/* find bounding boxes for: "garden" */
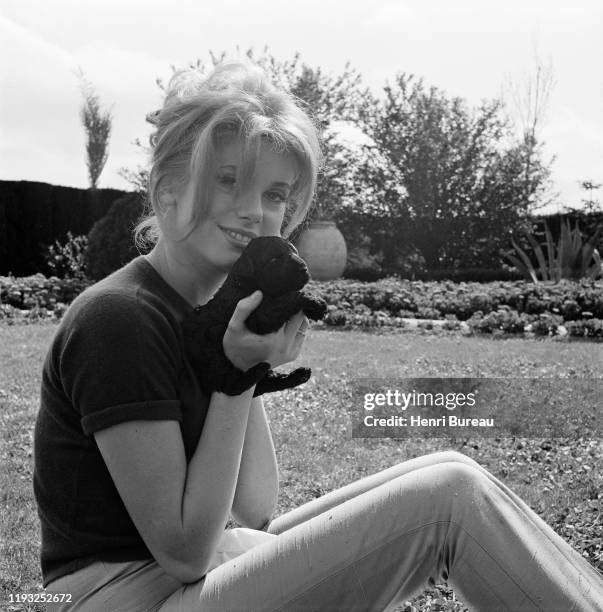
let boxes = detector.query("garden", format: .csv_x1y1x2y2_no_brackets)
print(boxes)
1,50,602,611
1,318,602,611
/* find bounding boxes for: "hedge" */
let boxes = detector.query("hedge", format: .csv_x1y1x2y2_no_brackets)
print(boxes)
0,180,128,276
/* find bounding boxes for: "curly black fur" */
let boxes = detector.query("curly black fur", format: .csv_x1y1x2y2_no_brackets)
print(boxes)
181,236,327,397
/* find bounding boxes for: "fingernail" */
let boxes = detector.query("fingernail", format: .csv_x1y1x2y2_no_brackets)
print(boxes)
253,290,262,299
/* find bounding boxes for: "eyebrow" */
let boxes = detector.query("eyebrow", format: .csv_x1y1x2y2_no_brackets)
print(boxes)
216,166,293,189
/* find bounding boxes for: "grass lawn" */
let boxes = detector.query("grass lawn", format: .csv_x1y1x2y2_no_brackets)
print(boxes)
1,323,601,611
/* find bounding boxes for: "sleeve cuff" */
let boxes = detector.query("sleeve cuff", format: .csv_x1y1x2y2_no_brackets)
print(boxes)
81,400,182,436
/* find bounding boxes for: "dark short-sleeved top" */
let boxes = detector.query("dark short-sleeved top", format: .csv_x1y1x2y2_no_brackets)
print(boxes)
33,255,210,587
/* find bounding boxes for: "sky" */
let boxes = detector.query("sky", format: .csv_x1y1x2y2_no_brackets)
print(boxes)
1,0,602,214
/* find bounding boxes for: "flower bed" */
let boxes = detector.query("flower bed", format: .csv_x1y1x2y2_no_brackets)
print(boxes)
1,274,602,338
308,278,603,339
0,274,91,323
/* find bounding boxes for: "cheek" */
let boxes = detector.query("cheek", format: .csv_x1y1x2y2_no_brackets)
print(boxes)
263,210,285,235
206,186,233,215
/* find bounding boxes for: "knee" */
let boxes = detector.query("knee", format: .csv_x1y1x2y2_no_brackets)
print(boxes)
429,450,482,470
437,461,488,496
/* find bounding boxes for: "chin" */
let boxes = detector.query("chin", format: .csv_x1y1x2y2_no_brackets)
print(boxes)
213,252,239,274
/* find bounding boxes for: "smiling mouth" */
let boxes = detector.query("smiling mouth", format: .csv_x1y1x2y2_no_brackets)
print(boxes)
220,227,255,247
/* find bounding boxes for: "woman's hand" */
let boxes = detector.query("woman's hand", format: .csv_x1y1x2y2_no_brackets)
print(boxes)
223,290,309,371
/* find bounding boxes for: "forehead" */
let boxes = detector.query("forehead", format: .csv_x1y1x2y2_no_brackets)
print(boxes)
215,138,298,185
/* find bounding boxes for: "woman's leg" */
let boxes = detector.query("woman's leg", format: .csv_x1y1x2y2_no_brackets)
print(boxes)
44,559,182,612
267,448,597,581
266,450,488,534
158,458,603,611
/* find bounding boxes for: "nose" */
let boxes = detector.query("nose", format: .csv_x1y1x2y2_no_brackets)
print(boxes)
235,191,262,223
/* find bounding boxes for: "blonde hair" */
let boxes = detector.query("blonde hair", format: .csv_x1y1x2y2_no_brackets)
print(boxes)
135,60,322,250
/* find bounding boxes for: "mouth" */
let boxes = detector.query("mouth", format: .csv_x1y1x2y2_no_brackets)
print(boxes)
219,226,257,248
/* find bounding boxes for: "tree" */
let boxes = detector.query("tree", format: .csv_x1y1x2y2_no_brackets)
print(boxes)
365,73,553,270
577,180,602,213
119,47,378,232
503,54,557,212
77,68,113,189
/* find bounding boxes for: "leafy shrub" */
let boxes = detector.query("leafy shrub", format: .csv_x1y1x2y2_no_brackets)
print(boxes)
85,192,145,280
531,313,564,336
386,250,427,279
502,218,603,282
415,306,442,320
565,319,603,338
575,287,603,318
0,274,91,322
469,292,493,313
413,267,523,283
442,315,462,331
311,277,603,324
430,294,466,319
560,299,582,320
3,267,602,339
0,303,65,325
324,307,348,327
1,275,90,308
467,309,531,334
343,244,385,282
43,231,89,280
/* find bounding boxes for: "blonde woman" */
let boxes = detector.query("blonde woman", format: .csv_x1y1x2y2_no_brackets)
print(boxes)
34,60,603,611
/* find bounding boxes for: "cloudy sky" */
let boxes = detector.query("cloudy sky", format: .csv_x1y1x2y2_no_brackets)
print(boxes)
1,0,601,213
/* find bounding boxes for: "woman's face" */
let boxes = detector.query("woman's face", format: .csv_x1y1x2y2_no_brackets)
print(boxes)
168,138,298,274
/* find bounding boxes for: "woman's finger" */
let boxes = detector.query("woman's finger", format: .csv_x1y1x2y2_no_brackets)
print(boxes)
290,322,307,358
283,311,306,340
298,315,309,334
228,291,263,330
287,316,309,356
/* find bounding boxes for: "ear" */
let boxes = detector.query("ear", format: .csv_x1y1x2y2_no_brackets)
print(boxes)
158,191,177,214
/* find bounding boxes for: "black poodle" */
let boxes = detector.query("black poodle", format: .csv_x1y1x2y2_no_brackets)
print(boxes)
181,236,327,397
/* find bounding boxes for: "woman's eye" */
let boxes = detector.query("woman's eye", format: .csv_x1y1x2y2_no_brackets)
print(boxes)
265,191,287,204
217,174,236,188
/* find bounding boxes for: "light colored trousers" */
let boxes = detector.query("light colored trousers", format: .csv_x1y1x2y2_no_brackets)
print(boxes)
45,451,603,611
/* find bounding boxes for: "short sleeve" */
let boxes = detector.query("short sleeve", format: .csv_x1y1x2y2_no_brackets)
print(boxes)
58,292,184,436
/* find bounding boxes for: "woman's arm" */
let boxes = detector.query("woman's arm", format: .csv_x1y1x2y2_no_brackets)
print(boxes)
95,388,255,584
231,396,279,529
94,297,306,584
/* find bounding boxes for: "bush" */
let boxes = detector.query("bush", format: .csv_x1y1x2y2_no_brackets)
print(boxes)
0,274,91,322
43,231,89,280
467,309,532,334
343,244,385,282
575,286,603,318
412,267,523,283
566,318,603,338
3,267,602,339
84,192,146,280
502,217,603,282
531,313,565,336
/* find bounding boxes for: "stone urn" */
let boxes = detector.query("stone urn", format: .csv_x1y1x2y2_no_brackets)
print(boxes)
295,219,347,281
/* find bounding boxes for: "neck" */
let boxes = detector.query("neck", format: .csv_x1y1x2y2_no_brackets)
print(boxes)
145,239,226,307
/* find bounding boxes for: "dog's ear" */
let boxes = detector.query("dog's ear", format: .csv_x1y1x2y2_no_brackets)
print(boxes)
232,248,255,279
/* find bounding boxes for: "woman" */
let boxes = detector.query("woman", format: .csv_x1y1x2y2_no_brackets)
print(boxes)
35,60,602,611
